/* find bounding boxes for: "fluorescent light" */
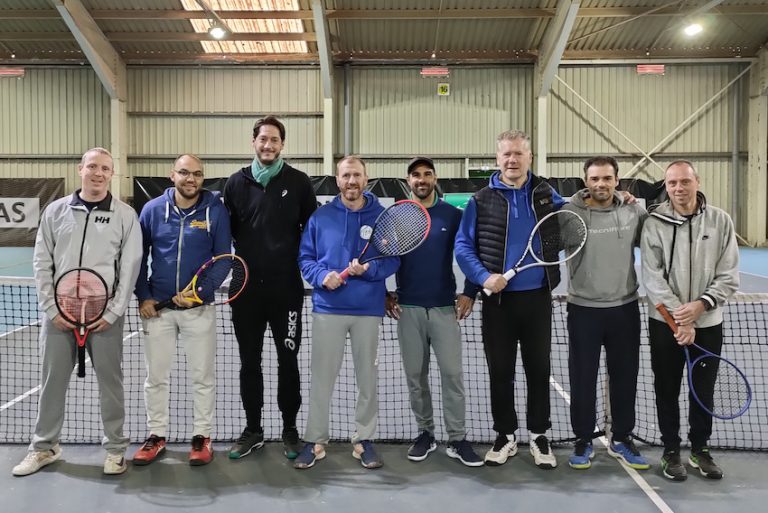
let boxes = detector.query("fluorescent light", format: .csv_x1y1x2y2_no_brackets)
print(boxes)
684,23,703,36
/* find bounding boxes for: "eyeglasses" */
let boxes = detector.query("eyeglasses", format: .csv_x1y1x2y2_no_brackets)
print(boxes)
175,169,204,179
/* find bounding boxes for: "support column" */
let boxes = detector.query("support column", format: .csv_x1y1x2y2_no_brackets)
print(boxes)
535,94,548,177
745,49,768,246
110,98,128,200
323,97,334,176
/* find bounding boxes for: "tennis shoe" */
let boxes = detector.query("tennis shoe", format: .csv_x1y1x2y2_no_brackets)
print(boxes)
407,431,437,462
12,445,62,476
530,435,557,469
446,439,483,467
353,440,383,469
282,426,301,460
568,439,594,469
190,435,213,466
661,450,687,481
608,438,649,470
294,443,326,469
689,447,723,479
132,435,166,466
228,429,264,459
103,451,127,475
484,433,518,466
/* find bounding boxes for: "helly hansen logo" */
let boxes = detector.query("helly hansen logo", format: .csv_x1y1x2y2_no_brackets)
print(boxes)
93,216,110,224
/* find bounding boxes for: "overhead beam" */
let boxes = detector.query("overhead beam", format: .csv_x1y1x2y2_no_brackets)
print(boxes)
2,6,767,21
536,1,579,98
51,0,126,100
2,32,318,42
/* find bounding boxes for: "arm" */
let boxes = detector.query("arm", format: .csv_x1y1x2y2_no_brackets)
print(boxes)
454,198,492,287
298,216,333,289
103,209,143,325
640,219,683,313
701,213,740,308
134,207,153,303
299,174,318,231
32,206,60,322
356,256,400,282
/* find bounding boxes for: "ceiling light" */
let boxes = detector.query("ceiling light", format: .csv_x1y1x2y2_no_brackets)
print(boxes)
209,24,227,40
684,23,703,36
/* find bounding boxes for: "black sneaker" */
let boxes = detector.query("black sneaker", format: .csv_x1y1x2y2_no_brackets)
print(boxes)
689,447,723,479
228,429,264,459
282,426,301,460
407,431,437,462
661,449,687,481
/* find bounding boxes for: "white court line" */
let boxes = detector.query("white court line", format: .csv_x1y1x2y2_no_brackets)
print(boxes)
0,320,41,340
550,376,674,513
739,270,768,279
0,330,140,412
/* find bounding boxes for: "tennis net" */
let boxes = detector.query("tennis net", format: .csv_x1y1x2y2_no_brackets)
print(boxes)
1,276,766,449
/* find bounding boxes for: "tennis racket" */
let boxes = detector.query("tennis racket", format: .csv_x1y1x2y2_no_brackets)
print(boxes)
482,209,588,296
54,268,109,378
155,254,249,311
655,304,752,420
338,199,431,281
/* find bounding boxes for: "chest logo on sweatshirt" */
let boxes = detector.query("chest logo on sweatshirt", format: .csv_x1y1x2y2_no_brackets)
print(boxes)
190,220,208,230
360,225,373,240
281,189,288,197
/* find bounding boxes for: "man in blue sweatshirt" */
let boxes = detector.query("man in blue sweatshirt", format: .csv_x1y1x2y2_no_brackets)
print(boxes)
295,156,399,470
132,154,232,467
385,157,482,467
455,130,564,469
562,156,649,471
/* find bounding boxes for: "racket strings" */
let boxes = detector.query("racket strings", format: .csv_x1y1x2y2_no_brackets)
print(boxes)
195,258,234,302
371,203,429,256
54,271,108,324
691,356,751,418
535,211,588,264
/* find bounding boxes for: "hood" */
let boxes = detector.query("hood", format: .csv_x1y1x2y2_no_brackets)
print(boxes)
569,188,624,211
162,187,221,210
329,190,381,214
649,191,707,225
489,170,533,193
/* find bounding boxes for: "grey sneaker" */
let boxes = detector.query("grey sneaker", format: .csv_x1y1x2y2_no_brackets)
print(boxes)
12,445,62,476
661,450,687,481
689,447,723,479
530,435,557,469
484,433,518,466
228,429,264,459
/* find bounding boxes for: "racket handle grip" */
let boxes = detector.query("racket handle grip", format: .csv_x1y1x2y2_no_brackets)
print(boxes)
338,268,351,281
655,304,679,333
482,269,518,296
77,345,86,378
155,298,173,312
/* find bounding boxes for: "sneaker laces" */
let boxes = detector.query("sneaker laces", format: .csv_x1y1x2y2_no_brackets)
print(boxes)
694,448,715,465
192,435,205,451
414,431,433,447
574,439,589,456
533,436,551,455
143,435,164,450
622,438,641,456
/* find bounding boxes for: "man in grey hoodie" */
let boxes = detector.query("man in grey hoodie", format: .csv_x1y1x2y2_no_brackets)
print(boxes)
562,156,648,471
641,160,739,482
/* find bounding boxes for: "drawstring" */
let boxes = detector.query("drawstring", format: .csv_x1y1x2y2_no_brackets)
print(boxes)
205,206,210,235
664,225,678,281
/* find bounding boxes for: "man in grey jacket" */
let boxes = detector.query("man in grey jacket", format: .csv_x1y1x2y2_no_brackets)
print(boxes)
12,148,143,477
563,156,649,471
641,160,739,482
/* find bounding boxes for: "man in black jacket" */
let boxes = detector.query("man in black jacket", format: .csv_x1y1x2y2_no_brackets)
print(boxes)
224,116,317,460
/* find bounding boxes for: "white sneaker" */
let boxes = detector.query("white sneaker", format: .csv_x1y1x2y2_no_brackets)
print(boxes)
530,435,557,469
103,451,127,475
484,434,518,466
12,445,62,476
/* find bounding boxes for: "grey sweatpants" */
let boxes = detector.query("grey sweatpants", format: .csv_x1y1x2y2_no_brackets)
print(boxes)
397,306,466,441
304,313,380,445
30,316,129,454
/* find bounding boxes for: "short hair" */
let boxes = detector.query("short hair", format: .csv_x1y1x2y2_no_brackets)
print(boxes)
174,154,204,170
253,115,286,141
80,147,113,166
583,156,619,177
666,159,698,177
336,155,367,174
496,130,532,151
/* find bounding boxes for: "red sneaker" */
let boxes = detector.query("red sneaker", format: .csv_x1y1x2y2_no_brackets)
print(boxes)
190,435,213,466
132,435,166,466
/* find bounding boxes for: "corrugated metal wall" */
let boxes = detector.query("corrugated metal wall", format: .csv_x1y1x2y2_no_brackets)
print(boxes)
0,68,110,192
1,63,751,213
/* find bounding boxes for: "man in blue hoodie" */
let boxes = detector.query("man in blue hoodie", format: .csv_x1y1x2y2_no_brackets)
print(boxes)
385,157,482,467
133,154,232,466
562,156,649,471
295,156,399,470
455,130,564,469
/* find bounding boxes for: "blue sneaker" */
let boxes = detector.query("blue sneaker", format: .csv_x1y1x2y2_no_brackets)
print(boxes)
446,439,484,467
293,443,325,470
353,440,383,469
608,438,650,470
407,431,437,462
568,439,594,469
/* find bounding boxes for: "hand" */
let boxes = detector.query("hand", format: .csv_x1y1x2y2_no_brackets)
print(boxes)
673,301,705,326
88,318,112,333
172,290,198,309
619,190,637,204
322,271,345,290
139,299,160,319
347,258,370,277
674,323,696,346
52,313,76,331
483,274,507,294
385,293,401,319
455,294,474,320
